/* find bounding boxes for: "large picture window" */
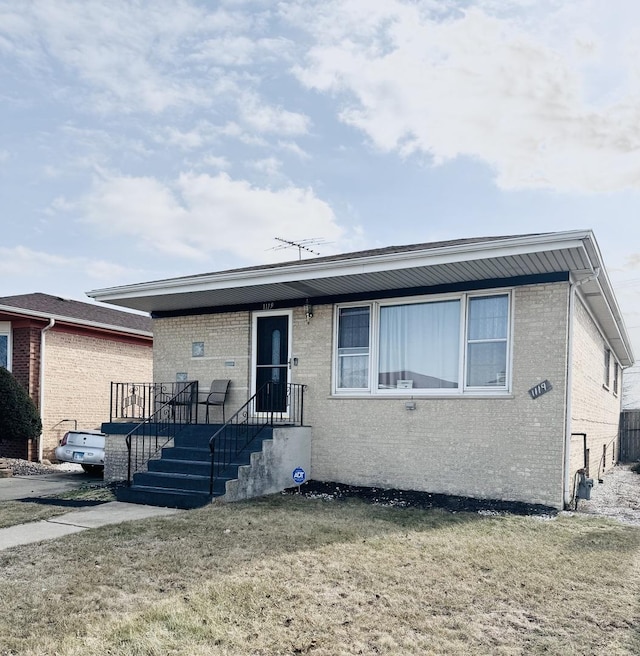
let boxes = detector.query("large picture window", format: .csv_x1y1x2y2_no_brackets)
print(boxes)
378,300,460,389
334,292,511,395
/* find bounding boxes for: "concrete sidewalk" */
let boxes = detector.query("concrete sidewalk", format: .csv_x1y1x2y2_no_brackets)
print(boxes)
0,501,184,551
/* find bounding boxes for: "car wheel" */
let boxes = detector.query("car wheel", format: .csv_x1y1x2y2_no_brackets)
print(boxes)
81,464,104,476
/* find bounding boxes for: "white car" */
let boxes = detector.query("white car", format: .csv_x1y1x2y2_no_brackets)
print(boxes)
54,429,106,474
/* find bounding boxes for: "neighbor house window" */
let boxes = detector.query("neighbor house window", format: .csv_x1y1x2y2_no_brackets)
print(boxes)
337,306,370,389
0,322,10,370
604,349,611,388
334,292,511,395
0,335,8,369
192,341,205,357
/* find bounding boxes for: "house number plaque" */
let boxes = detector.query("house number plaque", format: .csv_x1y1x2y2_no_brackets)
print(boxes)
529,380,552,399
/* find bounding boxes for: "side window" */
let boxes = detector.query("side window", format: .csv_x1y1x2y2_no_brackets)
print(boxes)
604,349,611,388
465,294,509,388
613,361,619,395
0,334,7,369
337,306,370,389
0,323,10,371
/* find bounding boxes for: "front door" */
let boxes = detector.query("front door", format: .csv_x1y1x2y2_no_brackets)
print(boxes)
253,312,291,414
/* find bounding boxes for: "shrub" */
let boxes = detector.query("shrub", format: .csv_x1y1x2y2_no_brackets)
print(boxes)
631,462,640,475
0,368,42,441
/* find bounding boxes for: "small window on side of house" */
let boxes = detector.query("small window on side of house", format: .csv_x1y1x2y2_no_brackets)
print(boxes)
604,348,611,389
613,361,619,395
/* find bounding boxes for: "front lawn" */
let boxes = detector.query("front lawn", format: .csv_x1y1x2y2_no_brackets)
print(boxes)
0,495,638,655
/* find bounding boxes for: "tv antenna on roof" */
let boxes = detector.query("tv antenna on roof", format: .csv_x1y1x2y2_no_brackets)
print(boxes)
271,237,327,260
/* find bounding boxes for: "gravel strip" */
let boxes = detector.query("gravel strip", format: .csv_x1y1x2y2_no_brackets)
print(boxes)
571,463,640,526
0,458,83,476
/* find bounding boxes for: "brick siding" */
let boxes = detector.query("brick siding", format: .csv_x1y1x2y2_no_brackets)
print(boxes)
153,282,572,508
569,295,622,485
42,330,152,459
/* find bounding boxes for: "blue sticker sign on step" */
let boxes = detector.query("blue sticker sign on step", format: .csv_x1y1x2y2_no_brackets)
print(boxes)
292,467,306,485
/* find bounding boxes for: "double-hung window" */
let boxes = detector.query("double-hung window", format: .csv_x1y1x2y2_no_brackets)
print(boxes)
334,292,511,395
466,295,510,387
336,306,370,390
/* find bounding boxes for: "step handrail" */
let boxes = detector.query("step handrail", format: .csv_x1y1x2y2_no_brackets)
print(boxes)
208,382,306,495
124,381,198,483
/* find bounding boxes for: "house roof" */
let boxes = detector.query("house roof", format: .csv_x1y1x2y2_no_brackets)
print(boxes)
87,230,633,366
0,293,152,337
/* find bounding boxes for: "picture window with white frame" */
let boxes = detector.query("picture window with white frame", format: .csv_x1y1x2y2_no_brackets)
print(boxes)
334,292,511,395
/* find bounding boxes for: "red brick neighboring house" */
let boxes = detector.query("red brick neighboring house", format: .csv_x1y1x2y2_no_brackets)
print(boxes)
0,293,152,461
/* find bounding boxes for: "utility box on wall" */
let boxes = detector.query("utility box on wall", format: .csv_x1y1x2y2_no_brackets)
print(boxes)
577,472,594,500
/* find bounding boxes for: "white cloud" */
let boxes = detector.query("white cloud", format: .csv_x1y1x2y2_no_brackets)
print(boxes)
277,140,311,160
288,0,640,192
0,1,283,116
79,171,344,263
239,92,311,136
247,157,283,177
199,155,232,170
0,245,133,282
160,122,218,150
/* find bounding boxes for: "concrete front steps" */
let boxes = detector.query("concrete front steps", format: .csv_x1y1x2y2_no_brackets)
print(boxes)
116,424,273,509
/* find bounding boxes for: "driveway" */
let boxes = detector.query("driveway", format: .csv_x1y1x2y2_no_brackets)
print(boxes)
0,471,91,502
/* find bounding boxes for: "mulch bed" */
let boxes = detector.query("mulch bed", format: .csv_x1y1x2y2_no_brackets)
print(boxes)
284,480,557,516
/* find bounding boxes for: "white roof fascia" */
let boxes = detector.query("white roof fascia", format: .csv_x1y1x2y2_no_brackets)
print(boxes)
88,230,591,303
578,233,635,365
0,304,152,338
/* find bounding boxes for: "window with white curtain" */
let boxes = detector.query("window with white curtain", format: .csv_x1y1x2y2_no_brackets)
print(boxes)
378,300,460,389
334,292,511,394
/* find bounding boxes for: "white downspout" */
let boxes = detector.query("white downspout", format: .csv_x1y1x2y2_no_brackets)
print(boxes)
562,268,599,508
38,318,55,462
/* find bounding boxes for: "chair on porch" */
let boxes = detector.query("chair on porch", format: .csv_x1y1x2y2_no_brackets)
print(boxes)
198,379,230,423
171,381,198,423
154,382,197,422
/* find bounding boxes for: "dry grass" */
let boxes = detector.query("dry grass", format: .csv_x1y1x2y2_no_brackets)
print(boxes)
0,500,69,529
0,495,639,655
0,485,117,529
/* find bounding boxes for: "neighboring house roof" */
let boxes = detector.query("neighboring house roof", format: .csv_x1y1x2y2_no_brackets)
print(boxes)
0,293,152,337
87,230,633,365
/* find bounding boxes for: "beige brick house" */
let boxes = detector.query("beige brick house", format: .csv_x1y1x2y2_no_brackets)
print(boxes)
0,293,152,461
89,230,634,510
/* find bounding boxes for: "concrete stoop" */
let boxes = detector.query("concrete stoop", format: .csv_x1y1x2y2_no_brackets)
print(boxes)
115,425,311,509
222,426,311,502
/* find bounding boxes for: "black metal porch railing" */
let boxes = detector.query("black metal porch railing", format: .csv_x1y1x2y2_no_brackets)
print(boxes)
110,381,198,422
209,382,306,495
124,381,198,483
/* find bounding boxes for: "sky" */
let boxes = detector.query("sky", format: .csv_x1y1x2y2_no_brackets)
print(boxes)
1,0,640,401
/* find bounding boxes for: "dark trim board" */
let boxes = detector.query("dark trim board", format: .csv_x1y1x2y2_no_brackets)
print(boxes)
151,272,570,319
